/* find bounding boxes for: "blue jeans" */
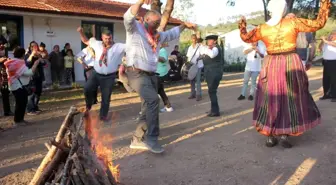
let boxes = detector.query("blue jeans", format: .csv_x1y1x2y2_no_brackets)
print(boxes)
241,70,259,96
190,68,202,96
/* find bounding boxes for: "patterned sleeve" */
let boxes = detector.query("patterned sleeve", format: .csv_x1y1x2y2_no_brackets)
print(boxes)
294,0,331,33
238,19,262,43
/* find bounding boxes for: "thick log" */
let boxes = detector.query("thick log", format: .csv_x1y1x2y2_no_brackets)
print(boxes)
45,143,51,151
35,146,68,185
72,169,84,185
53,163,65,184
30,106,79,185
60,117,84,185
77,135,114,185
80,159,101,185
151,0,163,13
71,153,90,185
157,0,175,32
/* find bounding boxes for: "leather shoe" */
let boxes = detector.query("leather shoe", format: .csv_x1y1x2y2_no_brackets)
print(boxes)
207,112,220,117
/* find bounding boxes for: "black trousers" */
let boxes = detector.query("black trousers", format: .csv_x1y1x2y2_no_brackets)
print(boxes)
12,88,28,122
158,74,171,108
27,78,43,112
204,65,223,114
84,67,98,104
84,70,115,119
323,60,336,98
1,84,11,115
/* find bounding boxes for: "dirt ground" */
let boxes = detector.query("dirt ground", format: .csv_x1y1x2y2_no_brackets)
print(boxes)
1,67,335,185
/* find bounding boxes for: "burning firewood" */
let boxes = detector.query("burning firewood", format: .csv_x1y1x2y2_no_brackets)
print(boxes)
29,107,121,185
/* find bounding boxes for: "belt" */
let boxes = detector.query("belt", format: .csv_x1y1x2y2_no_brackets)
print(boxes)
94,70,116,77
268,50,296,56
126,66,159,76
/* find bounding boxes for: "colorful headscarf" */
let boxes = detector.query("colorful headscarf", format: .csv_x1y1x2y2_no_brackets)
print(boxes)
4,58,27,85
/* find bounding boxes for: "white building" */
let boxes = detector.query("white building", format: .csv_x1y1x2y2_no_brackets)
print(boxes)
0,0,182,83
219,25,266,64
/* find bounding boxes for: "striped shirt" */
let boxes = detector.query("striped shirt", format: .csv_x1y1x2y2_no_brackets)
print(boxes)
123,8,181,72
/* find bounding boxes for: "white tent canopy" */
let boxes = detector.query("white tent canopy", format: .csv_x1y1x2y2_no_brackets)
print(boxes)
219,25,266,64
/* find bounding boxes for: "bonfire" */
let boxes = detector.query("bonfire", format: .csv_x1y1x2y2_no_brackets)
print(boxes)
28,107,122,185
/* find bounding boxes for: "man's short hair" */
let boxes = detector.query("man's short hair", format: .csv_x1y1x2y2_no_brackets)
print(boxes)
102,30,112,36
13,47,25,58
144,10,161,20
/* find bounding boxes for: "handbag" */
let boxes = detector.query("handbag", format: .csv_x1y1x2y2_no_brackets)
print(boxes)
18,77,35,95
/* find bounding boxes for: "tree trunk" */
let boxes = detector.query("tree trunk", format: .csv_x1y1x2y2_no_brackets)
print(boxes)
262,0,269,21
151,0,163,14
151,0,175,32
158,0,175,32
286,0,295,12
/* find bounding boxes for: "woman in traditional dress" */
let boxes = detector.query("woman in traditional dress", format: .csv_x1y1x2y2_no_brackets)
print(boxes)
238,0,331,148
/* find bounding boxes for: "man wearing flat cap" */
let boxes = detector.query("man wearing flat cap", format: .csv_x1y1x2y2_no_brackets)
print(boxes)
197,34,223,117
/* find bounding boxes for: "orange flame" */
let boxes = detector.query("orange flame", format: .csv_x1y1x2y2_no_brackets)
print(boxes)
84,112,120,182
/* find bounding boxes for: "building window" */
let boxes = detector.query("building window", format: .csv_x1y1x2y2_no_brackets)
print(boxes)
81,21,114,49
0,14,23,51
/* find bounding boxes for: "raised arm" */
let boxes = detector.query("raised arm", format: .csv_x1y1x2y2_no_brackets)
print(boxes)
77,27,89,46
160,22,196,43
124,0,152,32
294,0,331,33
238,16,262,43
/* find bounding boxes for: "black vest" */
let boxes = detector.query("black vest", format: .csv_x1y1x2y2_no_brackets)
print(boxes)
203,45,222,67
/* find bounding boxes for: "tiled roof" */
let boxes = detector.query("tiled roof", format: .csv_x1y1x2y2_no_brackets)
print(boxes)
0,0,182,25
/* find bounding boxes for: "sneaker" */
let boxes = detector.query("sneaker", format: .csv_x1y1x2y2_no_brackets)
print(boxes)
146,142,164,154
35,109,43,113
196,95,202,101
130,139,150,150
12,120,28,127
248,95,254,101
207,112,220,117
237,95,245,100
27,112,39,116
160,106,174,113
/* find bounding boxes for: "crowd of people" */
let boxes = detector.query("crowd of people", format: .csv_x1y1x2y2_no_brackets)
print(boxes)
0,37,78,127
0,0,335,155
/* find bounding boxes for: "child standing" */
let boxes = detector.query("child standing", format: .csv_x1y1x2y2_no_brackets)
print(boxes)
64,49,74,85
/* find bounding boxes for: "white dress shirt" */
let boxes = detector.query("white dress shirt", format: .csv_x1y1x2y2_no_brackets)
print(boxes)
89,38,126,75
199,45,219,58
76,48,94,67
186,44,204,68
123,8,181,72
243,45,264,72
8,67,33,91
322,41,336,60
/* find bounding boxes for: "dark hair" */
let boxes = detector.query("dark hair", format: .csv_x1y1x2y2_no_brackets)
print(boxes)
53,45,60,49
66,49,74,56
40,42,46,48
65,43,70,47
29,41,38,52
13,47,26,58
102,30,112,36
